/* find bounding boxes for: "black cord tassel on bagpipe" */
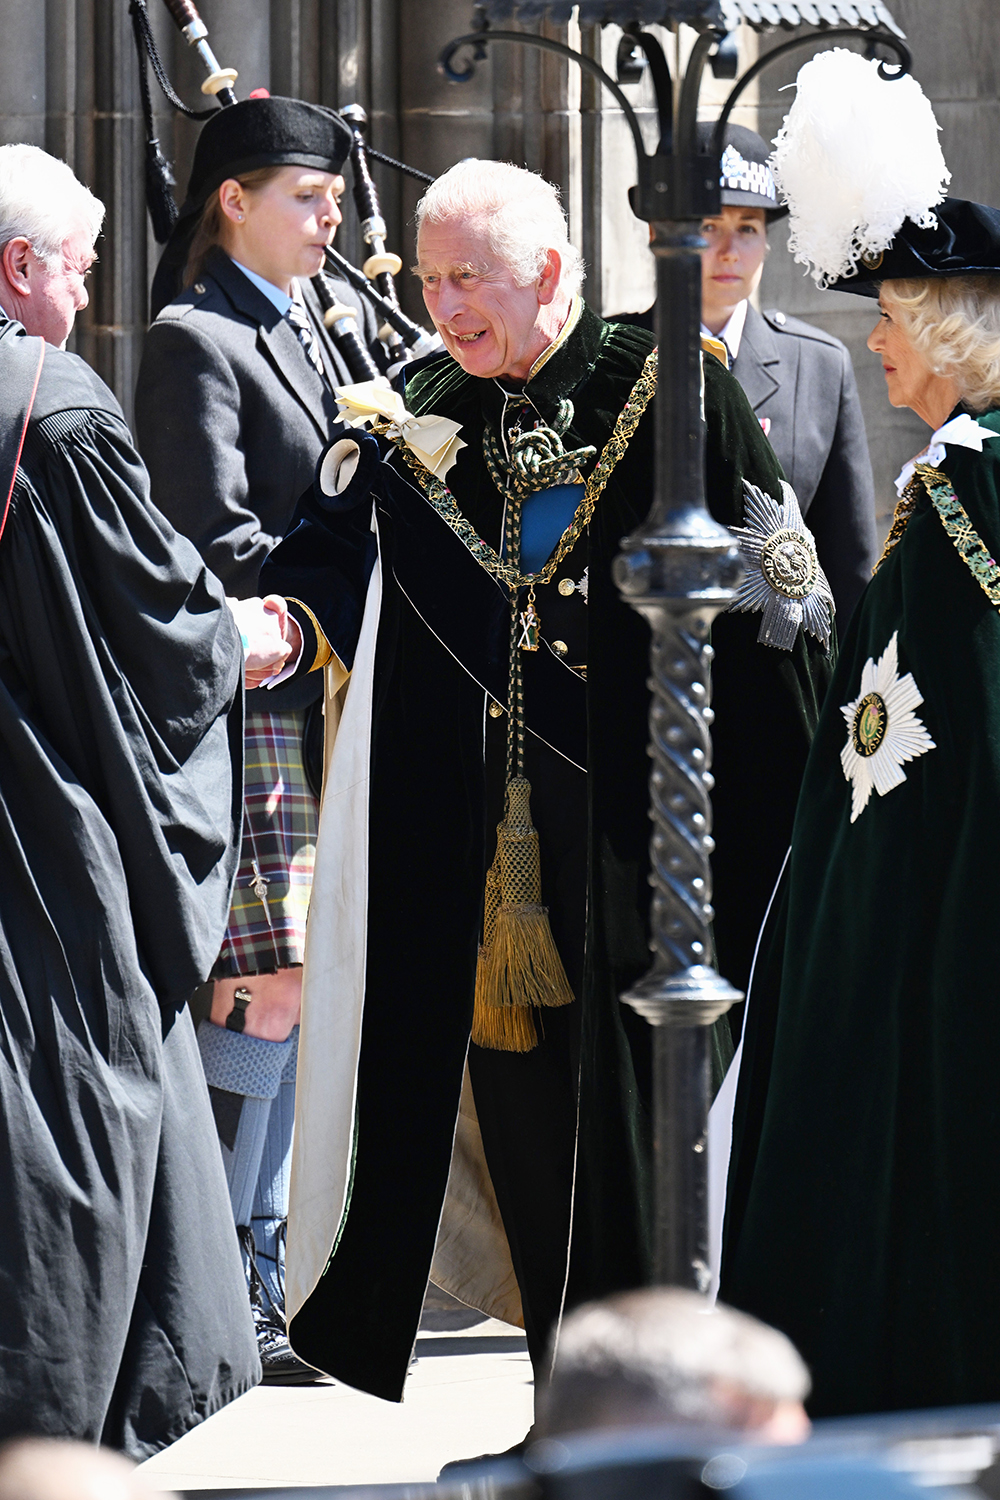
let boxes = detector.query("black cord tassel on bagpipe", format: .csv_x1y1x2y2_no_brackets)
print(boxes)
130,0,184,243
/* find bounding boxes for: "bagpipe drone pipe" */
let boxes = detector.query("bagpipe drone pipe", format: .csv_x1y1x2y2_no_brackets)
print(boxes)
129,0,441,380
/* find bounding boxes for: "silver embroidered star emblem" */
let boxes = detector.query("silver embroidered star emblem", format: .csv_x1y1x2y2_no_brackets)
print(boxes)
729,480,835,651
839,631,936,824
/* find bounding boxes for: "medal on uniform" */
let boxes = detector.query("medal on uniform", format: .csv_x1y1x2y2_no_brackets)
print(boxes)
518,590,541,651
729,480,834,651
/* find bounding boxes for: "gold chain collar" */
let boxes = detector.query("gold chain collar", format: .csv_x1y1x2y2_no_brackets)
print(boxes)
376,349,658,593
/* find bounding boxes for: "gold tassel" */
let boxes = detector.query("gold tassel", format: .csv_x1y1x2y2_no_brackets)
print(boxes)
473,854,538,1051
472,777,574,1053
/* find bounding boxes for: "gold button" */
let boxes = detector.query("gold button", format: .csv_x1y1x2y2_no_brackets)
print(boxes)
552,640,568,656
558,578,575,597
194,283,206,294
488,701,504,718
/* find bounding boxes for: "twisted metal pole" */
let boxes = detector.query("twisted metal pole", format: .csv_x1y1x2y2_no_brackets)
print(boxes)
613,220,743,1291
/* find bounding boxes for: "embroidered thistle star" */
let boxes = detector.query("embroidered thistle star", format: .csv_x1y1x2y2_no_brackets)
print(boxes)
729,480,834,651
839,631,936,824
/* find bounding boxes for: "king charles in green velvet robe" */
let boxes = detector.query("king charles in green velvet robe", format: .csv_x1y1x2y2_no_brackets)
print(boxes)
261,162,834,1405
723,197,1000,1417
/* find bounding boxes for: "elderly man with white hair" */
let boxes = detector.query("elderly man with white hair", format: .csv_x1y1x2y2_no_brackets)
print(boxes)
0,142,287,1453
0,145,103,347
258,158,834,1415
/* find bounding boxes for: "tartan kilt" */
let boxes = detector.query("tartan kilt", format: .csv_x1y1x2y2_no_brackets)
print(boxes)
212,708,319,977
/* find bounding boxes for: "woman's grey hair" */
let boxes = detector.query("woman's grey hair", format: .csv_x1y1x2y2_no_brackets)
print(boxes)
883,275,1000,412
0,144,104,266
538,1288,811,1438
415,159,584,298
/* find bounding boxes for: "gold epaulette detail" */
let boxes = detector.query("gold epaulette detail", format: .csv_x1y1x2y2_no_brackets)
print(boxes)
701,335,729,370
286,597,334,672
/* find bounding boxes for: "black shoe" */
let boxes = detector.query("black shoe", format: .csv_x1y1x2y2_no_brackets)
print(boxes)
256,1313,322,1386
237,1222,322,1385
438,1432,532,1478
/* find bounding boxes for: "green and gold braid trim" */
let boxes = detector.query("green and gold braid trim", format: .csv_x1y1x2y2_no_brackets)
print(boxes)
374,349,658,598
875,462,1000,612
919,462,1000,609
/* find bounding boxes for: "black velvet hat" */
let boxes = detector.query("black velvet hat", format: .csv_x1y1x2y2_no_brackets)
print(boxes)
697,121,787,222
151,96,351,319
181,96,352,215
828,197,1000,297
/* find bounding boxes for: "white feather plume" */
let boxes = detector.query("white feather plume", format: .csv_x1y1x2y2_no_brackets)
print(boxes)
771,48,950,287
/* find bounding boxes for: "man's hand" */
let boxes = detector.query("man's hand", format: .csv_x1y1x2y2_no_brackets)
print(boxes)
227,595,303,690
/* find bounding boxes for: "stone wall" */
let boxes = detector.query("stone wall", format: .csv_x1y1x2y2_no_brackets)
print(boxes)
0,0,994,479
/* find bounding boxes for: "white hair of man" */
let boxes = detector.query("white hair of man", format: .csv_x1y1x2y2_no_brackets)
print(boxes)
0,144,104,265
539,1288,811,1438
415,159,584,298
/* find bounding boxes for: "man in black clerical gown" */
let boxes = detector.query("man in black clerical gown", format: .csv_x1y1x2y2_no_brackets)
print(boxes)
0,142,262,1455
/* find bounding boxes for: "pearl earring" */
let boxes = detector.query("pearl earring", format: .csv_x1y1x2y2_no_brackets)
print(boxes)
236,213,244,222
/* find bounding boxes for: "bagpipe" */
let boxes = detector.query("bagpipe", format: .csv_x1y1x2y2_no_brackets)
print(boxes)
129,0,441,379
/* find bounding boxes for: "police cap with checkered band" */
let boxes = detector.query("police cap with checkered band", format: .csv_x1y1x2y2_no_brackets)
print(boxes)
698,122,787,223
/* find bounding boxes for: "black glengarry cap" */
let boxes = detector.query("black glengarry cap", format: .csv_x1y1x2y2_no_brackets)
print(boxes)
182,96,352,215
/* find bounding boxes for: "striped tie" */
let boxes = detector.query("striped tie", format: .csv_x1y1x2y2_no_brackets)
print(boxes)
286,300,326,380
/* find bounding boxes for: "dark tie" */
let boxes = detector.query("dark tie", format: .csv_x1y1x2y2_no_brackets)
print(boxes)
286,300,326,380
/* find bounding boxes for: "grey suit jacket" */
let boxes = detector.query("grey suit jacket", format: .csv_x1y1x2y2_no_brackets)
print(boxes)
731,302,877,624
135,247,379,709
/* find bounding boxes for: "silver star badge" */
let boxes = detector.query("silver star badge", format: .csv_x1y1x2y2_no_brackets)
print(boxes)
729,480,834,651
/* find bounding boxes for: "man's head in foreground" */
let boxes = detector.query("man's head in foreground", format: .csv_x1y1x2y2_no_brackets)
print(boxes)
0,1438,168,1500
414,158,583,382
0,144,104,348
539,1288,811,1444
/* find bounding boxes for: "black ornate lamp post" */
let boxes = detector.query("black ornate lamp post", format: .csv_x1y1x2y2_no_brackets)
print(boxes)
442,0,908,1291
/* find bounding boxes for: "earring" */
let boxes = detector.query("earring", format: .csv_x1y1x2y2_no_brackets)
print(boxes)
236,213,244,222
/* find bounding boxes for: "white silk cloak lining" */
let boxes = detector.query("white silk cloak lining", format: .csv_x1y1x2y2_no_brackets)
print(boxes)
286,524,523,1331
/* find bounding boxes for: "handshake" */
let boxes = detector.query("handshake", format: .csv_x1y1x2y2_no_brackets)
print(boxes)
226,595,304,691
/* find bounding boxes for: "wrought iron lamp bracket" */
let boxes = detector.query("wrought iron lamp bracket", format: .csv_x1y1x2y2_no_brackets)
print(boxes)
440,22,910,223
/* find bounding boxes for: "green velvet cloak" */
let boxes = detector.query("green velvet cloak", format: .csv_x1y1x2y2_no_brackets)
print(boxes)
722,408,1000,1417
265,306,833,1400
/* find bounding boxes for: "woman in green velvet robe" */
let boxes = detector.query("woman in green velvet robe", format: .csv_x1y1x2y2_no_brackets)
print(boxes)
723,198,1000,1417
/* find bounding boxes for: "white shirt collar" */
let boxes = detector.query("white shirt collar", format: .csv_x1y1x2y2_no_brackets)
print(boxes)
893,413,1000,496
230,258,296,317
701,299,748,362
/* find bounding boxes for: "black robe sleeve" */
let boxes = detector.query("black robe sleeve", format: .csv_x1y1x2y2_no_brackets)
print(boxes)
0,396,243,1010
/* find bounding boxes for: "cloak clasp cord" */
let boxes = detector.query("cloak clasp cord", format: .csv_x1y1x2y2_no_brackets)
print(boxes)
472,482,573,1053
378,354,659,1051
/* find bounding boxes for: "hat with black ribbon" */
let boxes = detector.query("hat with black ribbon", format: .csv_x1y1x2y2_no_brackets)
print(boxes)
698,121,786,221
826,197,1000,297
151,96,351,317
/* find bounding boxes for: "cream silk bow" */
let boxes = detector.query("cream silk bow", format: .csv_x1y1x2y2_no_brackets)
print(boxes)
334,381,466,482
